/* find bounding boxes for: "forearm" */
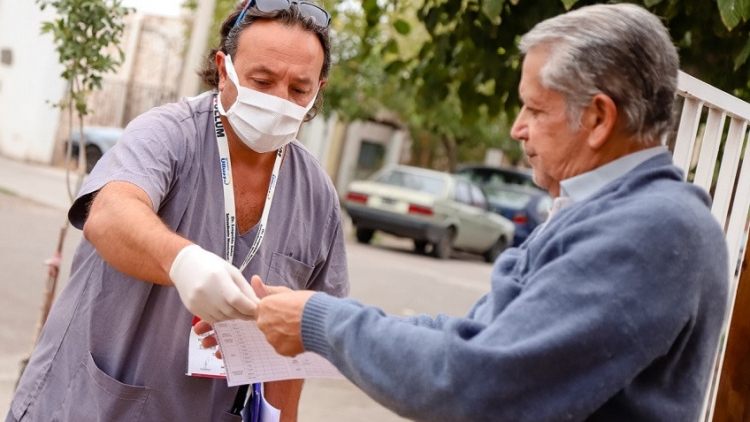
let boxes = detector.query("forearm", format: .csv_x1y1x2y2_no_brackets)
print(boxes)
301,294,467,419
83,181,191,285
263,379,304,422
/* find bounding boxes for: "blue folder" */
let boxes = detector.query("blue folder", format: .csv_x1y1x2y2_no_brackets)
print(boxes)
243,382,262,422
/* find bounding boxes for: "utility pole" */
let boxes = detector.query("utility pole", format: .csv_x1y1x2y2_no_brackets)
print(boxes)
178,0,216,98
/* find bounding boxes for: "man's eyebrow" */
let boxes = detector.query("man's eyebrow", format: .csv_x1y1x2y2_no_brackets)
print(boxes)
293,76,314,86
245,64,276,77
245,65,314,85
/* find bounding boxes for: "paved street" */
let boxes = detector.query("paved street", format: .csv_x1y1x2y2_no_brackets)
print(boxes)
0,155,493,421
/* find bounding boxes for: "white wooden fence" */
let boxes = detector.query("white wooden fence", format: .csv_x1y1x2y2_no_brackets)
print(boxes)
674,70,750,421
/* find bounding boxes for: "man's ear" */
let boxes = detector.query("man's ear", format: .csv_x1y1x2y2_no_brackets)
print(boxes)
580,93,617,150
215,52,227,91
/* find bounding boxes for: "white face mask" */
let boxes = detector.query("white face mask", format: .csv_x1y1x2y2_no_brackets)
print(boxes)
217,54,317,153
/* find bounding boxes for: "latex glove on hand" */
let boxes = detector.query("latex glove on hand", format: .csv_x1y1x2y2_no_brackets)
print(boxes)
170,244,259,323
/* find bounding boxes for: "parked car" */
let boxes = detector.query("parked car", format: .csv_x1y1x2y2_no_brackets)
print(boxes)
344,165,515,262
482,182,553,247
66,126,124,173
455,164,538,189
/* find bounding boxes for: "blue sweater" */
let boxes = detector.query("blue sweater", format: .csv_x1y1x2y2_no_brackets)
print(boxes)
302,153,729,422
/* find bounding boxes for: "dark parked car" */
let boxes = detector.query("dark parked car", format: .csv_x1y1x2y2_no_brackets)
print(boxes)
455,164,538,189
66,126,124,173
482,182,553,247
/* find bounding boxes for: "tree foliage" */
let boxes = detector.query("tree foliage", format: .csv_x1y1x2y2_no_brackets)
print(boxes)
38,0,130,196
343,0,750,168
367,0,750,115
37,0,131,118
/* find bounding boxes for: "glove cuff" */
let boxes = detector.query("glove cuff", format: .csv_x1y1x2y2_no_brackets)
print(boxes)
169,244,202,282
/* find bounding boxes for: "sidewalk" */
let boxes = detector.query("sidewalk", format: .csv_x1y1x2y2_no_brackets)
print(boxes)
0,155,78,211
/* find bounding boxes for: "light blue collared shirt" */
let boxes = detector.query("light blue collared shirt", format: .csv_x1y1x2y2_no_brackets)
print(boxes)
541,146,669,229
560,146,668,202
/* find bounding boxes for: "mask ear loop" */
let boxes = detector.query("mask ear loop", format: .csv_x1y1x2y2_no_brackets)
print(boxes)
223,55,241,88
217,55,242,116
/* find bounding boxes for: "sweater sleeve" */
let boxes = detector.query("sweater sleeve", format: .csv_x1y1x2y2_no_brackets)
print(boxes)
299,192,728,422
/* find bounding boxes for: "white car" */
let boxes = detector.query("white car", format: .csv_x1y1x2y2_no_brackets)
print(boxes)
344,165,515,262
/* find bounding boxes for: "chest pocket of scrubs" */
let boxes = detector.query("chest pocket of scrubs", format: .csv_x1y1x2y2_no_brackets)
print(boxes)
265,252,314,290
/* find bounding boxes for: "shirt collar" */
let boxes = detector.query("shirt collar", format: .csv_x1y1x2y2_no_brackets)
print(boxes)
559,146,668,202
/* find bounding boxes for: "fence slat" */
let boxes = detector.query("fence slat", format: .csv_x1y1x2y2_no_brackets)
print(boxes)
673,97,704,178
693,109,726,191
710,118,747,227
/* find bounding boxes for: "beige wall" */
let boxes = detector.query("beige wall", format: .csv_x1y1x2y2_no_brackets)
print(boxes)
297,114,410,197
52,13,188,165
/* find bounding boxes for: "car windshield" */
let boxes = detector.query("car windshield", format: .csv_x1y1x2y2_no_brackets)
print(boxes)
377,170,446,196
483,187,533,209
456,167,537,188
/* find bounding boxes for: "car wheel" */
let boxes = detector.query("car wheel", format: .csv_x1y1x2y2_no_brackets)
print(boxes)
483,236,509,263
432,227,455,260
355,228,374,244
85,145,103,173
414,240,428,254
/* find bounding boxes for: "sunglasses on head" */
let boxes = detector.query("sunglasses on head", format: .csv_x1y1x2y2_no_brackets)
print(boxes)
233,0,331,29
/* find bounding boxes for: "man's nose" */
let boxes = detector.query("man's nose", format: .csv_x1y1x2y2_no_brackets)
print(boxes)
269,89,290,102
510,116,527,142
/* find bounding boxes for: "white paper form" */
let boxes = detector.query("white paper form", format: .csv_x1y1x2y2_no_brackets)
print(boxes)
213,320,343,387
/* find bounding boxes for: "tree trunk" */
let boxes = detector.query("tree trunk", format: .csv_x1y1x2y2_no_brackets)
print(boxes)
440,134,457,173
16,222,68,390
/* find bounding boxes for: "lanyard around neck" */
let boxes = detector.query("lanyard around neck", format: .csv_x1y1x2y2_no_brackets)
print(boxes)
213,95,283,272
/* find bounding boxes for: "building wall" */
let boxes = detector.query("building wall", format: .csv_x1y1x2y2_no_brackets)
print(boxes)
333,120,408,196
51,13,188,165
0,0,66,163
119,14,187,125
298,114,410,197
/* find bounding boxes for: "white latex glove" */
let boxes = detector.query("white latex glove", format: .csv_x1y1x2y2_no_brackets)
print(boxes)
169,244,259,323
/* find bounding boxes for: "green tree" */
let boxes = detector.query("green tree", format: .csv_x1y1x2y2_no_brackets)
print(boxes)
17,0,131,386
38,0,131,186
352,0,750,167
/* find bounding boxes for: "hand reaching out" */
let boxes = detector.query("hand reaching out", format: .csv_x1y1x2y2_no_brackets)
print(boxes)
170,245,259,323
255,278,316,357
194,275,298,358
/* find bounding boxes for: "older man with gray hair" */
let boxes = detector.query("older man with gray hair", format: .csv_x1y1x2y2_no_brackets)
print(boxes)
249,3,729,421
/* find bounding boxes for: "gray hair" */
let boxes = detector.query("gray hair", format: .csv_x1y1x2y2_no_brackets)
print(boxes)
518,3,679,145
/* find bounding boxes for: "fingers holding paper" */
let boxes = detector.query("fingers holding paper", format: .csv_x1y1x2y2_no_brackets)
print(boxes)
193,275,314,359
193,320,224,358
256,286,316,357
